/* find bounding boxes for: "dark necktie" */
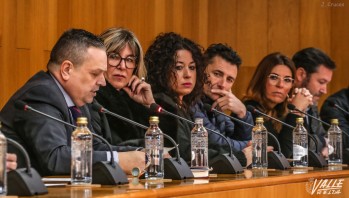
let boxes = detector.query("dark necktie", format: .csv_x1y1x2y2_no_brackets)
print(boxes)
69,106,82,124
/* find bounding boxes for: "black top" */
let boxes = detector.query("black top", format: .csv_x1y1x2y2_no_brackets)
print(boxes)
94,81,150,147
154,93,247,166
244,100,300,158
321,88,349,148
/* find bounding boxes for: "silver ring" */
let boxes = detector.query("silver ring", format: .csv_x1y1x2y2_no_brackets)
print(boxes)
140,77,145,83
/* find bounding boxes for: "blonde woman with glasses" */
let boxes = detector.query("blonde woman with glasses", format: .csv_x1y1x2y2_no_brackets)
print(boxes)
243,52,312,158
92,27,155,149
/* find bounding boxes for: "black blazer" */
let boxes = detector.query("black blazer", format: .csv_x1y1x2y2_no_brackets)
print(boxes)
321,88,349,148
244,100,299,158
154,93,247,166
0,71,135,176
93,81,150,147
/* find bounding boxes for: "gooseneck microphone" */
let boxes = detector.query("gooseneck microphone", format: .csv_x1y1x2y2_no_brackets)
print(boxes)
203,104,254,127
150,103,243,174
248,105,327,168
14,100,128,185
204,104,283,154
327,101,349,165
287,104,330,127
14,101,117,166
15,100,76,128
247,105,295,129
206,104,289,170
329,101,349,116
6,138,48,196
91,103,194,180
150,103,235,156
91,103,181,162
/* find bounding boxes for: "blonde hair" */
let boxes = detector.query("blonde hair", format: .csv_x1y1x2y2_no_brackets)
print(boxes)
99,27,146,78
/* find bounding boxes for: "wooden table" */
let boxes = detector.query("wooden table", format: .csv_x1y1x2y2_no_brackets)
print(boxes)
36,166,349,198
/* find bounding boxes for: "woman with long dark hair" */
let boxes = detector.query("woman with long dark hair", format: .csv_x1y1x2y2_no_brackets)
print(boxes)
243,52,312,158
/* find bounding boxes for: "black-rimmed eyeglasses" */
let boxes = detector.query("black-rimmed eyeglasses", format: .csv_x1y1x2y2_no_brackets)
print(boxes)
107,53,137,69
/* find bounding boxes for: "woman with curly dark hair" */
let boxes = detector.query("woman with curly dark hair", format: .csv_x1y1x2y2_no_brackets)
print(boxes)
145,32,205,163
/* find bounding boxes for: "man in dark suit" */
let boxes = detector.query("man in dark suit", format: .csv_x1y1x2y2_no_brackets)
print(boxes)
292,47,336,157
321,87,349,149
0,29,145,176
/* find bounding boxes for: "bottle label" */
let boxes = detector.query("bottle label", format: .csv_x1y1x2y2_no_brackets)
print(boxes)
293,144,307,160
328,144,334,155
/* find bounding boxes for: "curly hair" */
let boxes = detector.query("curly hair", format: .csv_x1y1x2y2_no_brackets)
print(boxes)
145,32,204,112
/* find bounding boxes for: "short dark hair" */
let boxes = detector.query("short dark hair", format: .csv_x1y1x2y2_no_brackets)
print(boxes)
204,43,242,69
47,29,105,70
145,32,204,111
292,47,336,74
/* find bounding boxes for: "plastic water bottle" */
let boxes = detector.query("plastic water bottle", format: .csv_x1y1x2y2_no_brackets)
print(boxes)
327,119,342,165
252,117,268,169
71,117,93,185
293,117,308,167
0,122,7,195
190,118,208,169
145,116,164,180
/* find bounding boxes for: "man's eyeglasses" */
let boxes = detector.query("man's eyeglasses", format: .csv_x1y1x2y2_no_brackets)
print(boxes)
107,53,137,69
267,73,294,86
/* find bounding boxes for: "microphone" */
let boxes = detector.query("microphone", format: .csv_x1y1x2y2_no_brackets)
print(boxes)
203,104,254,127
150,103,243,174
91,103,194,180
204,103,289,170
329,101,349,116
247,105,295,129
6,138,48,196
327,101,349,165
286,104,330,167
287,104,330,127
14,100,128,185
204,104,290,169
248,105,327,168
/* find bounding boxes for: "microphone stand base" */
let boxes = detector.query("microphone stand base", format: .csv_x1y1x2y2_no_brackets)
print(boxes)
7,168,48,196
92,161,128,185
268,151,291,170
308,151,328,168
209,154,244,174
164,158,194,180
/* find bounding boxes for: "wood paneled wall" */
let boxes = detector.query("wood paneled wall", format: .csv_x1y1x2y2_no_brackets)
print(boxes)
1,0,348,108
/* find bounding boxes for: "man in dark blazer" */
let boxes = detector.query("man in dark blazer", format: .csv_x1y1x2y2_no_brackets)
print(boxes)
321,87,349,149
0,29,145,176
292,47,336,157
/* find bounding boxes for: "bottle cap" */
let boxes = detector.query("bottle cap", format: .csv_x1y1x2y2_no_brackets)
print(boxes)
331,119,339,124
76,117,88,124
149,116,159,123
256,117,264,123
195,118,203,124
296,117,304,123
